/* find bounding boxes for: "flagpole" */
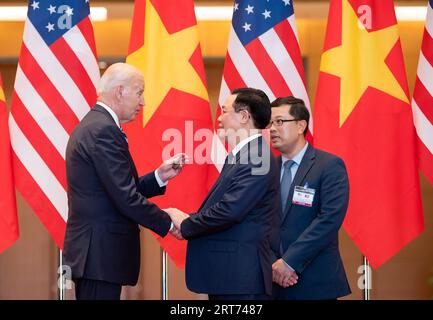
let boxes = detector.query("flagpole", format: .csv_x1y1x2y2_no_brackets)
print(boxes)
59,249,64,300
161,249,168,300
363,256,371,300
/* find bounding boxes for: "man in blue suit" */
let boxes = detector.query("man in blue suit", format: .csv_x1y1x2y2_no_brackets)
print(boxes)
269,96,351,300
63,63,185,300
167,88,280,300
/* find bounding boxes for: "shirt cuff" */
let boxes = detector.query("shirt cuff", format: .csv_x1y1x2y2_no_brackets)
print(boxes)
154,170,168,187
283,260,295,272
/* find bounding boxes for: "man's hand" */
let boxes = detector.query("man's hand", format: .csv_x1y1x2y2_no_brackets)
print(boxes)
272,259,298,288
157,153,188,183
164,208,189,231
169,226,184,240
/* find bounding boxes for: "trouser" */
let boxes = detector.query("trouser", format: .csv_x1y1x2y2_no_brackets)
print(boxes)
74,278,122,300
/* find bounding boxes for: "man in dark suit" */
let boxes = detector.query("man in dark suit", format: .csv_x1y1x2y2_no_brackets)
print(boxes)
269,96,351,300
63,63,185,300
167,88,280,300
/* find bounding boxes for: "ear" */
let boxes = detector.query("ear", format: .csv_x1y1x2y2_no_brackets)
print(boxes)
115,85,124,101
240,109,250,124
298,120,307,135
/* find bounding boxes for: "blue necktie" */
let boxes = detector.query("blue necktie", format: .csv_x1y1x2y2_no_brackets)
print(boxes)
280,160,295,212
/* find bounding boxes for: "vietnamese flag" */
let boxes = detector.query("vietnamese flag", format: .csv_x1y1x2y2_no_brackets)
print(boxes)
0,74,19,253
125,0,216,268
314,0,424,268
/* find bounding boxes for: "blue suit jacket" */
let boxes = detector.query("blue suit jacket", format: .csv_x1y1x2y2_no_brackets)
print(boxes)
181,137,281,296
275,144,351,300
63,104,171,285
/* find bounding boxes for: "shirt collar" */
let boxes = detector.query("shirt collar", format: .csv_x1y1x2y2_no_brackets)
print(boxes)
282,142,309,167
231,133,262,157
97,101,120,128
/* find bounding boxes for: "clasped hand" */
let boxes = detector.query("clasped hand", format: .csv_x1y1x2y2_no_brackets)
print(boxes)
164,208,189,240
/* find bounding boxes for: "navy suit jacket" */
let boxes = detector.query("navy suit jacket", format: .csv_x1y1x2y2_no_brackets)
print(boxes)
63,104,171,285
275,144,351,300
181,137,281,296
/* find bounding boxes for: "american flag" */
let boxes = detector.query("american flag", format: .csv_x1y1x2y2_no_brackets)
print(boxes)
214,0,311,165
412,0,433,186
8,0,99,248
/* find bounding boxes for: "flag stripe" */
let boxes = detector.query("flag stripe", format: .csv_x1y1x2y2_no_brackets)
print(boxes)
12,152,66,248
259,27,314,133
217,0,311,172
18,45,79,134
9,1,98,249
415,52,433,106
274,17,307,88
11,93,67,189
77,17,98,66
51,37,97,107
412,99,433,154
222,54,248,92
227,27,275,100
413,77,433,123
259,27,311,106
9,115,68,222
412,2,433,187
421,28,433,68
23,21,90,119
14,66,70,159
425,3,433,38
62,22,99,89
246,37,292,99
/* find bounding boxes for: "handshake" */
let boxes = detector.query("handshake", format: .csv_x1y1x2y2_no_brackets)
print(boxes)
165,208,189,240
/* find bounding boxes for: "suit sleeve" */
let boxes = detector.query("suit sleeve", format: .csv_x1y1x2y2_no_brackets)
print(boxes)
137,172,166,198
282,157,349,274
181,163,271,240
91,127,171,237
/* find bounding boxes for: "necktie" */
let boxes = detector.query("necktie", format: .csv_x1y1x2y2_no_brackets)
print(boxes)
120,127,128,143
280,160,295,212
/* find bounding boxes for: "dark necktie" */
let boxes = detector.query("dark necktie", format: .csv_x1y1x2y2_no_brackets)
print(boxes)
280,160,295,212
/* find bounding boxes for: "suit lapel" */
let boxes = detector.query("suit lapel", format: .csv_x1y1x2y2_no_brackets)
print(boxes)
198,162,233,212
198,137,263,212
281,145,316,222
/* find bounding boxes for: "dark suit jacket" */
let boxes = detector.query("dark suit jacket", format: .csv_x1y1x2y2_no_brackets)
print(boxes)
181,136,280,296
274,144,351,300
63,104,171,285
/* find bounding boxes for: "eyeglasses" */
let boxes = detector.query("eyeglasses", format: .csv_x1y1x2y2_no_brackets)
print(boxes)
268,119,299,127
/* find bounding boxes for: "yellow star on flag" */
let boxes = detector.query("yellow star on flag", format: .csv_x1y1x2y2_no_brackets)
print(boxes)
319,0,409,127
127,0,208,127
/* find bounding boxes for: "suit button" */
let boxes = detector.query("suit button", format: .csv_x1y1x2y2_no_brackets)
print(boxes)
281,227,286,232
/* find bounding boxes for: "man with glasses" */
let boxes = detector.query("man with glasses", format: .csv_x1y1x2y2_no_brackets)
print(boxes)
269,96,351,300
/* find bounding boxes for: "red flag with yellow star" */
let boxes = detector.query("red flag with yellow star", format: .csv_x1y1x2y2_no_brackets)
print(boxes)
314,0,424,268
125,0,216,268
0,74,19,253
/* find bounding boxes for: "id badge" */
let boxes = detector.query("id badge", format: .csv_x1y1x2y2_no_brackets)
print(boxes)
292,185,315,207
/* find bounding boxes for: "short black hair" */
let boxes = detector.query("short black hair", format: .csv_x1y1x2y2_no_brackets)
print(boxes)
231,88,271,129
271,96,310,136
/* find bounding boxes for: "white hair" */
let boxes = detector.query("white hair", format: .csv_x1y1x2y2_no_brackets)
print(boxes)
96,63,142,95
